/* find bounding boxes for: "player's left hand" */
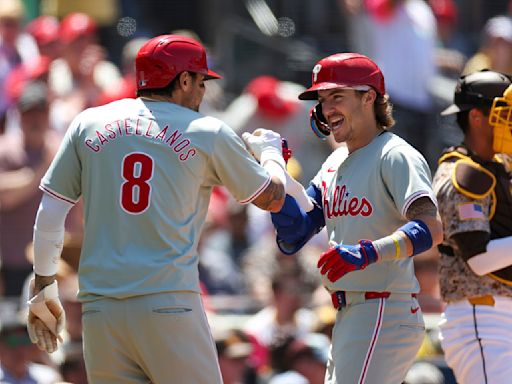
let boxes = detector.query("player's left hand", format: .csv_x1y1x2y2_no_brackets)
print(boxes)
317,240,379,282
27,280,66,353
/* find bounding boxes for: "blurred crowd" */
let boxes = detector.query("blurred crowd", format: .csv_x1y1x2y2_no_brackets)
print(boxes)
1,0,511,383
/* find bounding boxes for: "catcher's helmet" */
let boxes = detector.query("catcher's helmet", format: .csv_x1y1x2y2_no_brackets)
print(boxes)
489,84,512,155
298,53,385,100
441,69,511,116
135,34,221,91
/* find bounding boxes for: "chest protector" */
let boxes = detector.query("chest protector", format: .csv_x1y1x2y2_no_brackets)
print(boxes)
439,146,512,285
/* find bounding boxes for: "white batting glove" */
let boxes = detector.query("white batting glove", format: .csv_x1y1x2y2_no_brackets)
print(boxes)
27,280,65,353
242,128,286,169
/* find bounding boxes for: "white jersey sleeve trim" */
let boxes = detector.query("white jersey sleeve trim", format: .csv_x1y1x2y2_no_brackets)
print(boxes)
39,185,79,205
402,191,437,217
239,175,272,204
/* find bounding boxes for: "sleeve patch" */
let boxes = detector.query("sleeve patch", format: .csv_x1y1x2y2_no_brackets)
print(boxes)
458,202,485,221
453,160,496,199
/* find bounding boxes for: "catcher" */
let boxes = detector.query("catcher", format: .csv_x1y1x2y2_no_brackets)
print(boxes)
433,69,512,384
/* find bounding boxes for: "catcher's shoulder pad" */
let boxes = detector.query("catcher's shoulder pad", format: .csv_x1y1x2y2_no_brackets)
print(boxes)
494,153,512,172
453,159,496,199
437,146,469,165
439,147,496,199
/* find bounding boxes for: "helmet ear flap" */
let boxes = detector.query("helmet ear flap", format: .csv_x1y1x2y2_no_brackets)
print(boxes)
310,103,330,139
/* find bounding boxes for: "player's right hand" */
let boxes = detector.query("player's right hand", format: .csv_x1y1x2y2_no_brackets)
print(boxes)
242,129,285,168
317,240,379,282
27,280,66,353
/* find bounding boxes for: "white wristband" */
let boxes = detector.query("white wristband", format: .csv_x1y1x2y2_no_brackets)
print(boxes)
260,147,286,170
263,159,287,187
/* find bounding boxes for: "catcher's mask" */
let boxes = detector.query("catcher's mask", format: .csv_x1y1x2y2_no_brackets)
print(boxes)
489,84,512,155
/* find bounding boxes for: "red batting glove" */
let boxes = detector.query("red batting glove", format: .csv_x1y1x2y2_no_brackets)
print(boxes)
317,240,379,282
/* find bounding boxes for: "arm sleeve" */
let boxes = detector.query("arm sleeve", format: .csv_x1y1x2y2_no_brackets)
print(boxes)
380,145,436,218
273,184,325,255
467,236,512,275
33,192,74,276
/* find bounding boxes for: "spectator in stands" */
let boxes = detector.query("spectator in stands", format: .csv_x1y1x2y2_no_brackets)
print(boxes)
463,15,512,76
95,37,147,105
48,12,121,132
26,15,61,61
0,309,61,383
268,334,328,384
215,327,257,384
199,196,254,295
0,0,38,134
341,0,440,168
429,0,469,77
244,264,317,370
0,81,59,297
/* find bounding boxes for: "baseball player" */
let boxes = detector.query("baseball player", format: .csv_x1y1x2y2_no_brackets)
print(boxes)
244,53,443,384
433,70,512,384
25,35,288,384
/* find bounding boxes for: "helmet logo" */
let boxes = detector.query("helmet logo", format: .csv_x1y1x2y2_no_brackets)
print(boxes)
157,38,169,46
139,71,147,87
313,64,322,83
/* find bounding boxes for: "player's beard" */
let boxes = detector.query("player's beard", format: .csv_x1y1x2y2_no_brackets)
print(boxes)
183,91,203,112
331,118,353,143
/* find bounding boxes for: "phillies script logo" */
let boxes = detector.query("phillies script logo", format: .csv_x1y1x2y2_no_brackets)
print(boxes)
321,181,373,218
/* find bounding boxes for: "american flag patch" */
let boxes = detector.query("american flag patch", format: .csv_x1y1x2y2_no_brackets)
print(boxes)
458,202,485,220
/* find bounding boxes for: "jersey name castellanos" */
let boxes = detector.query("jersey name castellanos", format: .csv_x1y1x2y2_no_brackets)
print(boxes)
311,131,436,293
41,98,270,302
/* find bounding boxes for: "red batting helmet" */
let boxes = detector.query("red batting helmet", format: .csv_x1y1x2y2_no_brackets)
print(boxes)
135,34,221,91
298,53,385,100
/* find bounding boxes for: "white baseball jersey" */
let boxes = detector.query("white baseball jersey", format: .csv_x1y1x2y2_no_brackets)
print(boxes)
40,98,270,302
311,131,436,293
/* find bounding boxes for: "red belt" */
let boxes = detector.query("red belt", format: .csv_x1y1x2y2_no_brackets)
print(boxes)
331,291,416,310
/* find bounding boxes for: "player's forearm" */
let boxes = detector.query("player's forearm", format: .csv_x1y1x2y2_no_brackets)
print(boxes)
252,176,285,212
373,197,442,260
405,198,443,248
